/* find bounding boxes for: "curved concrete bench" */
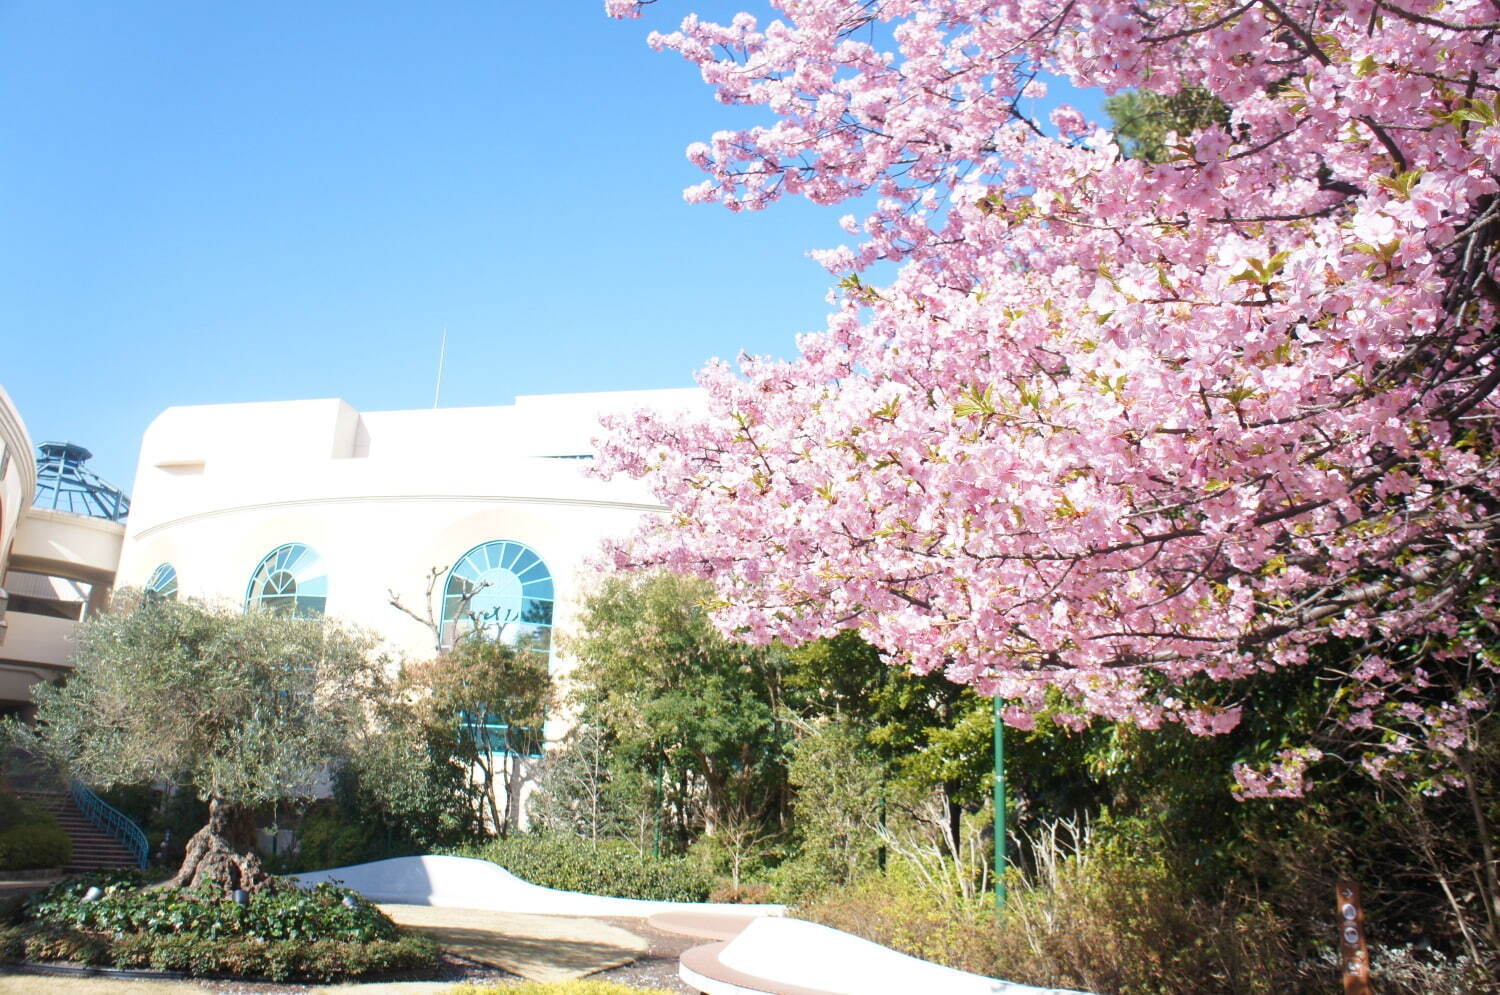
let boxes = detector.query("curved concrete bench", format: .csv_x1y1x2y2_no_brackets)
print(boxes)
648,910,760,942
677,916,1094,995
292,854,785,919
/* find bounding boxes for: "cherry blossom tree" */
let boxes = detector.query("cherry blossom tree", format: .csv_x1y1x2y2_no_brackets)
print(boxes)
597,0,1500,793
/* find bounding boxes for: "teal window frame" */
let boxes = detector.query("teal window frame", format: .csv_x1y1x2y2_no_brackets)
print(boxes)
459,710,545,759
245,543,328,618
440,540,554,654
144,563,178,601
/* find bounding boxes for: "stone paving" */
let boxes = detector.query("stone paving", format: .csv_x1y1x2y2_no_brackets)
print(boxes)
375,904,647,984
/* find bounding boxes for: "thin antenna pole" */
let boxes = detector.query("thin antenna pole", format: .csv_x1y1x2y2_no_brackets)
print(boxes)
433,327,448,408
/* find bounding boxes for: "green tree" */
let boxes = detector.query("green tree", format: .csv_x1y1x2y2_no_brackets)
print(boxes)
404,637,552,837
787,632,992,846
529,723,645,845
334,694,480,856
567,571,795,848
3,592,386,895
781,718,884,893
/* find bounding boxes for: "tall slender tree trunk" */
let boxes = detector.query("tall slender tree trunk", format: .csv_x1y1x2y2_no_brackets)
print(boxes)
1456,752,1500,951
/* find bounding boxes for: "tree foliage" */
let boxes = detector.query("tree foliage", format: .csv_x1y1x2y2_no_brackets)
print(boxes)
3,592,386,892
1104,87,1231,164
599,0,1500,794
7,593,384,807
331,695,481,857
566,571,795,841
403,637,552,837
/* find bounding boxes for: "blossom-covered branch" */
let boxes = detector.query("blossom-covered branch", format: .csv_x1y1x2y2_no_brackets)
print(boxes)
597,0,1500,793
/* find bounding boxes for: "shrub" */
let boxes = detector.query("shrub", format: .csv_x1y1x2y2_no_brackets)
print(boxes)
2,877,438,982
449,832,713,902
25,873,399,943
0,820,72,871
0,791,71,871
799,829,1305,995
297,807,379,872
0,921,437,982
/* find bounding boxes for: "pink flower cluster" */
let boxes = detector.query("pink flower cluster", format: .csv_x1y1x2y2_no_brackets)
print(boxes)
599,0,1500,793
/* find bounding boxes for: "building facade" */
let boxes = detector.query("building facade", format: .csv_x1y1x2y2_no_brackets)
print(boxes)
0,388,128,717
113,389,702,742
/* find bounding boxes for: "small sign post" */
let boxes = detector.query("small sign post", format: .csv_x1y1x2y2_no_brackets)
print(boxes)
1336,880,1373,994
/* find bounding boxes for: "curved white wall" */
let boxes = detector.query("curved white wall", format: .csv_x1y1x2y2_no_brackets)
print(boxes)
0,385,36,571
9,508,124,584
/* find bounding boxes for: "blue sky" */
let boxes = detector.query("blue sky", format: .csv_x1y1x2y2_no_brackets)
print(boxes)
2,1,1107,490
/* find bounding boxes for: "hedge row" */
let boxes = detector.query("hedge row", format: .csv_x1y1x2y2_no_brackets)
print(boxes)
449,834,713,902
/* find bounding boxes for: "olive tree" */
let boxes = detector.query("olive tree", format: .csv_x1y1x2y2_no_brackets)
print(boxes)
4,592,386,894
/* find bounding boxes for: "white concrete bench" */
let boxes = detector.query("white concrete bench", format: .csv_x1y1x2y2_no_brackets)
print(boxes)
676,915,1094,995
292,854,785,919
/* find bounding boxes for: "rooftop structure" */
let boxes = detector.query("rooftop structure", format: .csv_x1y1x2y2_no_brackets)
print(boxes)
33,442,131,523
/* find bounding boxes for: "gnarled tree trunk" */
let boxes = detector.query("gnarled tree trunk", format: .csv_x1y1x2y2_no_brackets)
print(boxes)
165,797,270,895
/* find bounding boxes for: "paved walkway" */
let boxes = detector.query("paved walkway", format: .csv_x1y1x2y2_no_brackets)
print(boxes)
0,979,183,995
377,904,647,983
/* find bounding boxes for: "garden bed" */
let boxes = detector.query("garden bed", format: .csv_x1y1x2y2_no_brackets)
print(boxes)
0,870,439,983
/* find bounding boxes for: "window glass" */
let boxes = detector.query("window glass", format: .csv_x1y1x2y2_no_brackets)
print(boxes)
441,540,554,653
145,563,178,601
245,543,327,617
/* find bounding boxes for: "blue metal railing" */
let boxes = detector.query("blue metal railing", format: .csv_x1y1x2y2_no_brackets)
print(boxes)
70,780,149,869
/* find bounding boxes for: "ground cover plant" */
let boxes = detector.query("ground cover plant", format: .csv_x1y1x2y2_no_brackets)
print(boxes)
0,871,437,982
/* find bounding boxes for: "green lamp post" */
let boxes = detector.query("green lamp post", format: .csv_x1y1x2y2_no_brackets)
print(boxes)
993,693,1006,909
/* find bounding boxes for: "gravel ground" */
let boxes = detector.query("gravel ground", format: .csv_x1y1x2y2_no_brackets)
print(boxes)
584,918,701,994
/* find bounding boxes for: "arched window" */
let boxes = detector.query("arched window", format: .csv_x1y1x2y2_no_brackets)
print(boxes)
441,540,553,653
245,543,327,617
144,563,178,601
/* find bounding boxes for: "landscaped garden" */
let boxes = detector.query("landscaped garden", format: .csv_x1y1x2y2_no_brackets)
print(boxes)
4,0,1500,991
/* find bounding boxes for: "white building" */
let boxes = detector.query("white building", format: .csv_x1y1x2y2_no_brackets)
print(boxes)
113,389,703,742
4,386,701,738
1,387,127,718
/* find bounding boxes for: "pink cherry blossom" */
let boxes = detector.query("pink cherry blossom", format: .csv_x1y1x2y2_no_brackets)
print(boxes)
599,0,1500,795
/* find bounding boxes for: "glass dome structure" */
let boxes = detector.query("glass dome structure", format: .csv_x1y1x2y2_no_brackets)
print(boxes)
33,442,131,522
